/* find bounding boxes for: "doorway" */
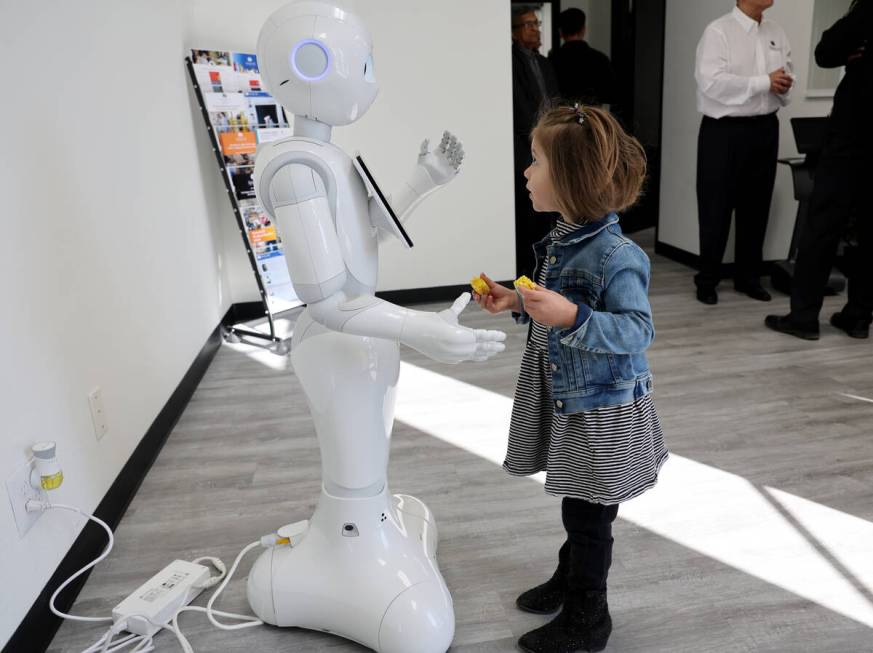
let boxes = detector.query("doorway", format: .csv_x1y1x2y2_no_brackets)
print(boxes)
510,1,562,277
610,0,666,234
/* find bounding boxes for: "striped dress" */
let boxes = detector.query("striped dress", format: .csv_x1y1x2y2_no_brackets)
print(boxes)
503,220,668,504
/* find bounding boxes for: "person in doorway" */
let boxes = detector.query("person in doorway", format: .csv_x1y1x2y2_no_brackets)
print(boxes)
512,5,560,279
693,0,793,305
548,8,615,106
766,0,872,339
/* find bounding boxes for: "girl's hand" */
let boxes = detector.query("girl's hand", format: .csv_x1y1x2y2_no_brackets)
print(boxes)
473,273,520,314
516,284,579,328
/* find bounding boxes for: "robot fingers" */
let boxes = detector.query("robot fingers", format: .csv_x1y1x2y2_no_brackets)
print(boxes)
439,133,463,170
420,138,430,156
447,292,472,317
470,338,506,362
438,131,459,154
474,328,507,343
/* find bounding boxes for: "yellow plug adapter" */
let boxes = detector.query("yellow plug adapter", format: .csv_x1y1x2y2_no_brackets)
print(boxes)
31,442,64,491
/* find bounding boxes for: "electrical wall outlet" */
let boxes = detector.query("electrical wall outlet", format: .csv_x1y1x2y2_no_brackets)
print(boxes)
88,387,108,440
5,460,48,538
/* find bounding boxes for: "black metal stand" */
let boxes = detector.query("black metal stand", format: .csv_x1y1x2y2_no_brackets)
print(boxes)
184,56,295,352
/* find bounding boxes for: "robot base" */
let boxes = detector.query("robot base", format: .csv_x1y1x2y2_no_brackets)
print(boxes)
247,485,454,653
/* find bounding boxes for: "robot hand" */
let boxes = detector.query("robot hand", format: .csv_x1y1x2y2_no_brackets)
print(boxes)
417,131,464,187
376,131,465,232
401,293,506,364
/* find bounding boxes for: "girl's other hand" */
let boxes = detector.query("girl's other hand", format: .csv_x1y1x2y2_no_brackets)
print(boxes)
516,284,579,328
473,273,520,314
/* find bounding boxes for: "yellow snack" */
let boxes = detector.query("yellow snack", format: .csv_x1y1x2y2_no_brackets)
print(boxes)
514,275,537,290
471,276,490,296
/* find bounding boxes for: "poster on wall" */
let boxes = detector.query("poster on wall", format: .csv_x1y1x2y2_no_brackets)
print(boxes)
191,49,298,314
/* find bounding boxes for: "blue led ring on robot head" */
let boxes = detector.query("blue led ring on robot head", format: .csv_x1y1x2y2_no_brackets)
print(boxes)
290,39,330,81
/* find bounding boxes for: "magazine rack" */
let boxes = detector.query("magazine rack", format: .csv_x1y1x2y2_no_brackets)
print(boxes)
185,55,297,353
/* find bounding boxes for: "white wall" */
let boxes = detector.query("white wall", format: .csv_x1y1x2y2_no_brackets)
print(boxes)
0,1,515,646
659,0,835,261
187,0,516,300
0,1,229,647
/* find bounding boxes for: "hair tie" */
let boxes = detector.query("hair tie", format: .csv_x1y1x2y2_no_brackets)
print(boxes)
572,102,586,125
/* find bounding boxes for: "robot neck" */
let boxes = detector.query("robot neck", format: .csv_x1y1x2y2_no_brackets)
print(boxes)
293,115,333,142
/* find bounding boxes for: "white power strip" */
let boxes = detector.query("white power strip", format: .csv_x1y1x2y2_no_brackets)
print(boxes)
112,560,211,637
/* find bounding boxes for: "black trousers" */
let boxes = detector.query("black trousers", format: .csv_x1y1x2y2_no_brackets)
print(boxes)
695,113,779,290
790,134,873,323
561,497,619,592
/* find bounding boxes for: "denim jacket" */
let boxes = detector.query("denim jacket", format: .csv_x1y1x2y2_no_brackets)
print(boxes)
515,213,655,414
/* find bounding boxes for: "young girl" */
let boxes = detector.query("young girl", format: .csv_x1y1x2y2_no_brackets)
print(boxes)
474,104,667,653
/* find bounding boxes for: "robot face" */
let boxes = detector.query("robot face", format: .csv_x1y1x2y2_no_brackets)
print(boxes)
257,1,379,127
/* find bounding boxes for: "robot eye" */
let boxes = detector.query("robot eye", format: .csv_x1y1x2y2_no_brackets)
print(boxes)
290,39,330,81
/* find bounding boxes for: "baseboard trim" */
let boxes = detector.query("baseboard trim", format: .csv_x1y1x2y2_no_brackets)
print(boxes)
222,300,267,325
4,316,226,653
654,240,779,278
377,281,514,305
654,240,703,270
225,284,508,323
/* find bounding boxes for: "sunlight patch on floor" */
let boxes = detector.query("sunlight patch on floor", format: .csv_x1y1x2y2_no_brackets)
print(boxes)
838,392,873,405
223,339,291,371
394,361,873,628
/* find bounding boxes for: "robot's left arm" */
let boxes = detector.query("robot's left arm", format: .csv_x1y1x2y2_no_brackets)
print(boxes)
372,131,464,242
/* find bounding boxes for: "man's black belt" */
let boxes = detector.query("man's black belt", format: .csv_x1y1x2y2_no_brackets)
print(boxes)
703,112,778,123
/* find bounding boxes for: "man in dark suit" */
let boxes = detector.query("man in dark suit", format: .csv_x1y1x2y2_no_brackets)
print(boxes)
766,0,873,339
512,6,559,278
548,8,615,106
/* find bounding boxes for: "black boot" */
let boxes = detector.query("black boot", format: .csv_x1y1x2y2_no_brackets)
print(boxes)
518,500,618,652
516,541,569,614
517,590,611,653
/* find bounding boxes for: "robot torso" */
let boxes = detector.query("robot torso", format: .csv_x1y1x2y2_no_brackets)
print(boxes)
254,137,379,299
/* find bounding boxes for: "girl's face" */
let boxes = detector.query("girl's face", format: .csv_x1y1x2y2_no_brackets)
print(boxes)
524,136,560,214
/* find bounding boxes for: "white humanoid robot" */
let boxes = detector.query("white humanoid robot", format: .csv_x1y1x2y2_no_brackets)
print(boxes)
245,3,506,652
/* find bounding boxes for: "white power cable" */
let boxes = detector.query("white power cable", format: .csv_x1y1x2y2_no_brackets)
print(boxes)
171,606,260,652
32,500,274,652
79,616,155,653
204,541,264,630
167,545,265,646
25,501,116,625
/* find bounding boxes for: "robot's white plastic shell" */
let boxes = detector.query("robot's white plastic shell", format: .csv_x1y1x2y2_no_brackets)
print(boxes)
290,310,396,490
254,137,378,301
247,486,453,653
256,2,378,126
247,3,465,650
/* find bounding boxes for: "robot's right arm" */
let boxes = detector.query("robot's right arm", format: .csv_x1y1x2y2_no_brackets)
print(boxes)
308,291,505,364
269,168,504,363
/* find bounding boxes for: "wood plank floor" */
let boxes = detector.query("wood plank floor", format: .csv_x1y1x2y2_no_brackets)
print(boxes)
49,229,873,652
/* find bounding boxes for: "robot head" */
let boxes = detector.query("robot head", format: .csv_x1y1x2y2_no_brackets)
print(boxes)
257,1,378,127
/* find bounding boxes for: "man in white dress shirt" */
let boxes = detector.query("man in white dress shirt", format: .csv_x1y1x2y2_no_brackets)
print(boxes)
693,0,793,304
